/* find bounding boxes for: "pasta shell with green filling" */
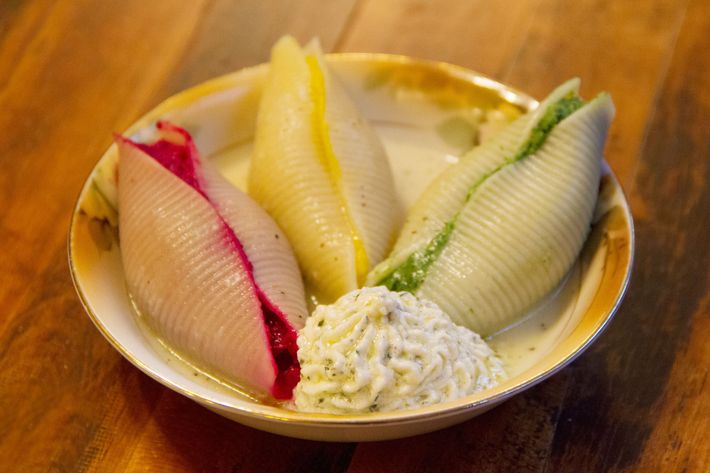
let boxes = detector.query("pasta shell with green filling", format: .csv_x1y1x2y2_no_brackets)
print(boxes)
368,79,615,335
366,113,535,284
249,36,400,303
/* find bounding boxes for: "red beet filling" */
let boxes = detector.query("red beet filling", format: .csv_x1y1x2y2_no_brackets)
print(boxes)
122,121,301,399
260,295,301,400
131,124,204,197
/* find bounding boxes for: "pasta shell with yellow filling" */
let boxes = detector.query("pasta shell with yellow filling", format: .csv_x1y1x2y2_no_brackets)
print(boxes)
250,36,400,302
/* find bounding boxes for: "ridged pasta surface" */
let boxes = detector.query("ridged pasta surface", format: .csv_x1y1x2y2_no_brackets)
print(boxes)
419,94,614,334
250,36,399,302
367,115,532,284
118,142,277,391
315,52,399,267
201,164,307,329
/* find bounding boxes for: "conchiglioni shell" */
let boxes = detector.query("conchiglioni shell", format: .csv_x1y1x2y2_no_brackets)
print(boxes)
419,93,615,335
367,80,582,285
312,50,399,268
118,140,277,392
200,164,307,329
366,115,533,285
249,36,399,302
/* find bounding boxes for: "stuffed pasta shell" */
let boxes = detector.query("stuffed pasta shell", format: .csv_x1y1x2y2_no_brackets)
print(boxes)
118,122,307,399
368,79,615,335
249,36,400,303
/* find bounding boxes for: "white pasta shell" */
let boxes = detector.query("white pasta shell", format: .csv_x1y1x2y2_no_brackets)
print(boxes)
118,140,278,392
419,93,615,335
366,114,533,285
200,164,307,329
367,80,583,285
313,50,400,267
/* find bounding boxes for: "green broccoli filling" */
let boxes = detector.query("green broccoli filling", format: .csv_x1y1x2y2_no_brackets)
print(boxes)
378,221,454,292
377,94,586,293
513,94,585,162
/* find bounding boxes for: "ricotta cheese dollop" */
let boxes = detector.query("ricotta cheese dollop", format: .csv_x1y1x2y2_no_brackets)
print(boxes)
294,286,506,414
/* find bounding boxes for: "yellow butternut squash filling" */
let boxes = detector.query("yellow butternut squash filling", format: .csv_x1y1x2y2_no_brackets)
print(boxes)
306,54,369,285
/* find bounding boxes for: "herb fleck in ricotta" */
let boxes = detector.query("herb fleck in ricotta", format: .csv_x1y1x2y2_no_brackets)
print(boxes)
294,287,506,414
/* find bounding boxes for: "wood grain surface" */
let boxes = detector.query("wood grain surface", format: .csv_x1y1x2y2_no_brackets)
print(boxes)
0,1,708,471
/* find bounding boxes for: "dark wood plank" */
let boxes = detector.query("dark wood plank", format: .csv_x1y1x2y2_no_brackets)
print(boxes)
347,374,570,473
545,0,710,470
164,0,357,93
337,0,539,77
82,386,353,473
635,294,710,472
0,0,204,331
501,0,689,191
0,1,208,470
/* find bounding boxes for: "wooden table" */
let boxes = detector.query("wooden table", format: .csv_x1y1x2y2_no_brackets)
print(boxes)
1,0,708,471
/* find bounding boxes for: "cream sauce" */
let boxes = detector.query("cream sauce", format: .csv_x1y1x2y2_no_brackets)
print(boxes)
128,127,605,402
211,130,605,379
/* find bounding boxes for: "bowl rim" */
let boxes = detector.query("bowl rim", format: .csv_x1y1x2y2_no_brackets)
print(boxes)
68,52,635,426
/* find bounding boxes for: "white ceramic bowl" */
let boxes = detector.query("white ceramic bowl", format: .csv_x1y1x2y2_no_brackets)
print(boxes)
69,54,633,442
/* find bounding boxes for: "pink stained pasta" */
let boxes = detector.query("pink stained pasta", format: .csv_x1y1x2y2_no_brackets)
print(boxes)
117,122,306,399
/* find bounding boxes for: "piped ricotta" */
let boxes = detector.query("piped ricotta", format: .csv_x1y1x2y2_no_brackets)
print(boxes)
294,287,506,413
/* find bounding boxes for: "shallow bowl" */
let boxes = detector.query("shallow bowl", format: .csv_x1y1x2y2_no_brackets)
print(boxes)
69,54,633,442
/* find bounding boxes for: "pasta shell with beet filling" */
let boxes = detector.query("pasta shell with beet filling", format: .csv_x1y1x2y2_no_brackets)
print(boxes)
249,36,400,303
369,80,615,336
117,121,306,399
